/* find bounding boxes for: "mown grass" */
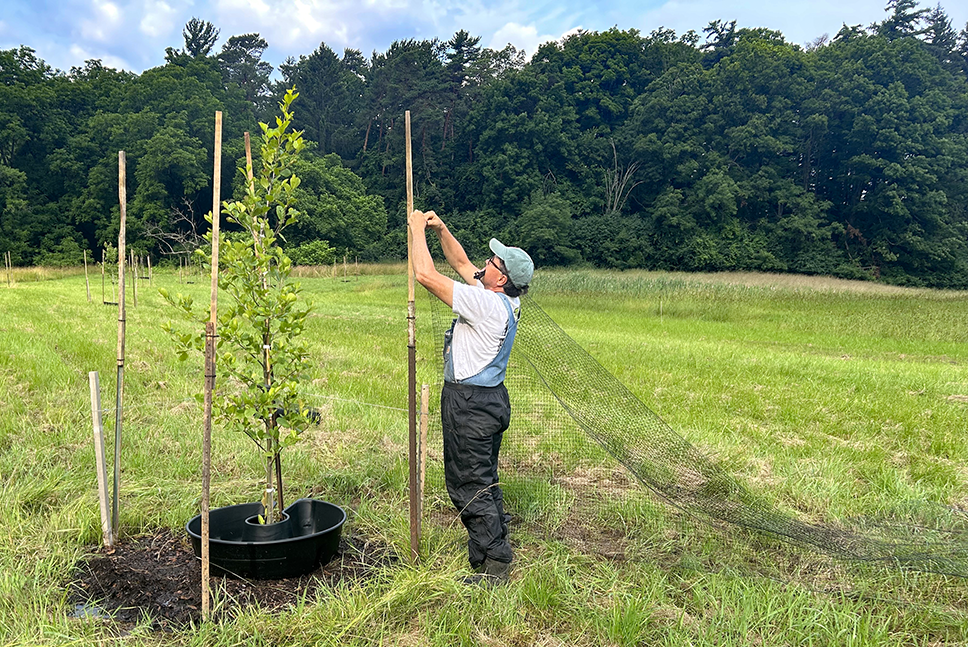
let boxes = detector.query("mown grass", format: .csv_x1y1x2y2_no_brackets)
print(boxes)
0,267,967,645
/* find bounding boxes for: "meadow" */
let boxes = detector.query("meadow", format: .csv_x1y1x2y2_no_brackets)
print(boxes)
1,266,967,646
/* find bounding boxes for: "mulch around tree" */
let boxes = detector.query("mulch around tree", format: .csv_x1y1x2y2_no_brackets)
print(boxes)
68,528,397,631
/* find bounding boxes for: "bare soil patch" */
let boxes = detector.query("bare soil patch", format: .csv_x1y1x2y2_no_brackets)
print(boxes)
68,528,396,631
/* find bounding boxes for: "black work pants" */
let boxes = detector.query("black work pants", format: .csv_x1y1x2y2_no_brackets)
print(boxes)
441,381,513,567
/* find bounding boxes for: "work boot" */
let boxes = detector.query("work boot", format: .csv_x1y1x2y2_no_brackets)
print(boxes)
462,558,511,588
483,557,511,581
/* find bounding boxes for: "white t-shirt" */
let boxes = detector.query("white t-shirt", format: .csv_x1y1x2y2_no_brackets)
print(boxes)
450,281,520,382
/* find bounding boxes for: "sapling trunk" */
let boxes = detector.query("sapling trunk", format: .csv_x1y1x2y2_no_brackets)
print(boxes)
275,452,284,514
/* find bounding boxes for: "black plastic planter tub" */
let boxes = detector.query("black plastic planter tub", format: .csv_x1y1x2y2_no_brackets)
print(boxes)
186,498,346,579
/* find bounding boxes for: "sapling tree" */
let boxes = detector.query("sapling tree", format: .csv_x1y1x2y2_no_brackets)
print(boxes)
162,88,312,524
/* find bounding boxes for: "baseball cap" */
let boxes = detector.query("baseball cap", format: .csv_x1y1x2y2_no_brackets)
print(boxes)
489,238,534,288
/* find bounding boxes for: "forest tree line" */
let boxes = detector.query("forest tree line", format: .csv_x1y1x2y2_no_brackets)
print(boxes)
2,0,968,287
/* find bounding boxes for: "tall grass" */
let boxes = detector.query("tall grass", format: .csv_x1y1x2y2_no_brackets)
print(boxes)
1,265,89,283
0,269,966,645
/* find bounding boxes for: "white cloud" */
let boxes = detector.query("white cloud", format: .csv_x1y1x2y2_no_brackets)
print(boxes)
79,0,124,43
212,0,351,53
488,21,582,57
212,0,274,22
140,0,179,38
69,43,131,71
363,0,411,10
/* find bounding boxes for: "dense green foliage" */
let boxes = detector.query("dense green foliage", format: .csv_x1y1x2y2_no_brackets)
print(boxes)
3,1,968,286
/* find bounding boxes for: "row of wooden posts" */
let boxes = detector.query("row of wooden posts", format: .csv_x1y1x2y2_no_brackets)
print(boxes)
85,110,427,622
2,237,354,295
82,249,153,306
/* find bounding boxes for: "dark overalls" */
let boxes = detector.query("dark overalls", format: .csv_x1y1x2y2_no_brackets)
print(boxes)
441,294,518,568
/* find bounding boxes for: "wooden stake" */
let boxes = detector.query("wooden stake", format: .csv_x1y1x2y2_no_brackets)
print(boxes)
84,250,91,302
405,110,419,563
101,250,105,303
147,255,152,285
201,110,223,623
130,250,138,308
114,150,127,542
419,383,429,530
89,372,113,548
5,251,11,287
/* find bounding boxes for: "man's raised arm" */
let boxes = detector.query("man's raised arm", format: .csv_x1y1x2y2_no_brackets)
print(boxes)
425,211,480,285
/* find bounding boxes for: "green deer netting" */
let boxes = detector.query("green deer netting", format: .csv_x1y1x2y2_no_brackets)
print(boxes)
419,286,968,583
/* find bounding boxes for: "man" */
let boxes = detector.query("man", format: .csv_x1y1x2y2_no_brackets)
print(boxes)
408,209,534,586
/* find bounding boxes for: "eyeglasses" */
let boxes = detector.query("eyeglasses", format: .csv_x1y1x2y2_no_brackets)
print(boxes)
486,256,508,277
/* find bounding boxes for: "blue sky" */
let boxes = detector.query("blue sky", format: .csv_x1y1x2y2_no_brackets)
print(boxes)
2,0,966,74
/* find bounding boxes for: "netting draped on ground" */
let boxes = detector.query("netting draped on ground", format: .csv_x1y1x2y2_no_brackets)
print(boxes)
424,289,968,578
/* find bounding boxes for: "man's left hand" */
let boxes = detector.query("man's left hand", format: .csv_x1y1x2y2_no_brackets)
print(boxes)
409,209,428,233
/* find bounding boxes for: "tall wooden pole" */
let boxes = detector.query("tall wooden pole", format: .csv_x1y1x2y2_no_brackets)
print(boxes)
201,111,222,622
101,250,105,303
405,110,419,563
6,251,11,287
114,151,126,542
84,250,91,302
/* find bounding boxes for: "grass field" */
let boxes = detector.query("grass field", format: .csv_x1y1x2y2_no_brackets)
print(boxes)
1,266,967,645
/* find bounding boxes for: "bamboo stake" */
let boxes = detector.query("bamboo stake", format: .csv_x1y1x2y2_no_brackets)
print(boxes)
201,110,223,623
83,250,91,302
114,150,126,543
130,250,138,308
89,372,113,548
405,110,419,563
419,383,429,526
